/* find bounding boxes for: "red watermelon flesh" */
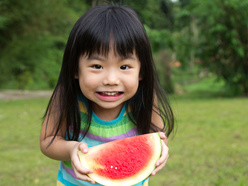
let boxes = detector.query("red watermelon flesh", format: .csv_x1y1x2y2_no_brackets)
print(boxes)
78,133,161,186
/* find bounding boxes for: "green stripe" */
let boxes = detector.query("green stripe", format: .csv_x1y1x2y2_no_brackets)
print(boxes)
80,112,134,129
63,161,72,169
87,123,136,137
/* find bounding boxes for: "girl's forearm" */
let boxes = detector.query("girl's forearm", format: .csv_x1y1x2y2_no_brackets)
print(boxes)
40,136,78,161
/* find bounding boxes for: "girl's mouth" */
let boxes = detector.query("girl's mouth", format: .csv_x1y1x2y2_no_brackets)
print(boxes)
98,92,122,96
96,92,123,101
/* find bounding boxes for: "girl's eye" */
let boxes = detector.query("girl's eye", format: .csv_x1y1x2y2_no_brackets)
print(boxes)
120,65,130,70
92,65,102,69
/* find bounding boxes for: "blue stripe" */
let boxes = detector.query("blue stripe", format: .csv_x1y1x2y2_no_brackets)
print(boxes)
57,162,103,186
92,104,127,125
78,135,104,148
135,179,149,186
57,166,78,186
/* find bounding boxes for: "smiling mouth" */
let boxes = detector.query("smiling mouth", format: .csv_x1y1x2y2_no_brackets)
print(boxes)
98,92,123,96
96,92,124,101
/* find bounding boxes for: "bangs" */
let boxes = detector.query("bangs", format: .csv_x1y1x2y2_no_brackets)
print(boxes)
76,5,147,58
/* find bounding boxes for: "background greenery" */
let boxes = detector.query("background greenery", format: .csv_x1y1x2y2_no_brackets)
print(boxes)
0,0,248,185
0,0,248,96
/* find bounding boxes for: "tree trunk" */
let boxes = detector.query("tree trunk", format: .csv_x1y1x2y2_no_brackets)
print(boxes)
242,81,248,97
189,15,198,74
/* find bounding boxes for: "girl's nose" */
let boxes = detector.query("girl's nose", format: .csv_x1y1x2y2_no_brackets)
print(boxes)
103,69,120,86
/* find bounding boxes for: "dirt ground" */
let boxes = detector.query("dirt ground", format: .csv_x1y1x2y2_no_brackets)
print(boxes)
0,90,52,100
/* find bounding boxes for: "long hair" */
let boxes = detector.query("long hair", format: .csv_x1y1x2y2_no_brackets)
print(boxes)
43,4,174,144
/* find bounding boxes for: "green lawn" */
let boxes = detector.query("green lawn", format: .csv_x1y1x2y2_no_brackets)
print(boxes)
0,96,247,185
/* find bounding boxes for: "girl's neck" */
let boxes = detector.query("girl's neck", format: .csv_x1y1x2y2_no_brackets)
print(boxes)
91,103,125,121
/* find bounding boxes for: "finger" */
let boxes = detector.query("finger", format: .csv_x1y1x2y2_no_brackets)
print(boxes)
158,132,166,139
74,161,93,175
152,143,169,176
73,167,95,184
156,153,169,167
156,152,169,167
78,143,89,153
156,142,169,166
72,155,93,175
152,158,167,176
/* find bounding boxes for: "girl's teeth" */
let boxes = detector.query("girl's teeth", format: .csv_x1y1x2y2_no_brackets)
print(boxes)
103,92,117,96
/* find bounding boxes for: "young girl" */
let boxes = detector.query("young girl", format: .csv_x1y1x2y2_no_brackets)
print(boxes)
40,3,174,186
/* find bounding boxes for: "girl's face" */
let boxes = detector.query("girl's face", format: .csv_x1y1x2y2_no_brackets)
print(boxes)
77,49,141,120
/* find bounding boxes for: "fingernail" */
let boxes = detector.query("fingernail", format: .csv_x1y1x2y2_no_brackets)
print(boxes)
83,149,87,153
90,180,95,184
88,169,93,174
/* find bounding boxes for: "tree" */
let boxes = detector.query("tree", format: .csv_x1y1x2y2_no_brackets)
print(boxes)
171,0,248,96
0,0,176,90
196,0,248,96
0,0,89,89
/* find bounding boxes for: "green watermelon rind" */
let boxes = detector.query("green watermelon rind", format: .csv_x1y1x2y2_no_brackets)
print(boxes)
78,133,162,186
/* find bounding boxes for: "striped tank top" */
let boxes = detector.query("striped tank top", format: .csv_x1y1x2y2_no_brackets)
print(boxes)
57,98,149,186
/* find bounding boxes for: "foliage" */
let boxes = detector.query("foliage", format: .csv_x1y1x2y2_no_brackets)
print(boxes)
171,0,199,74
197,0,248,96
0,0,176,90
154,50,175,93
173,0,248,96
0,0,89,89
1,0,247,96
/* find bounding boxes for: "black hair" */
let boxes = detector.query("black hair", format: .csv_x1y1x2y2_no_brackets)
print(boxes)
43,3,174,144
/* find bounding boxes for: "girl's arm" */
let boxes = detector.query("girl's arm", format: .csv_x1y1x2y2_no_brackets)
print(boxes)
149,97,169,176
40,111,95,184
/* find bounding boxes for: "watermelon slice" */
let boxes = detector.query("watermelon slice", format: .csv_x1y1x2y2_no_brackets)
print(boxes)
78,133,161,186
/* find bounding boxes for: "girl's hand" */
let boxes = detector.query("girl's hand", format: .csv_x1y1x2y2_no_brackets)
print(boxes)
70,142,95,184
151,132,169,176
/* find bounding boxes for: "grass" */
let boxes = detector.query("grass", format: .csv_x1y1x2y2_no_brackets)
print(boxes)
150,97,248,185
0,98,58,185
0,90,247,185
